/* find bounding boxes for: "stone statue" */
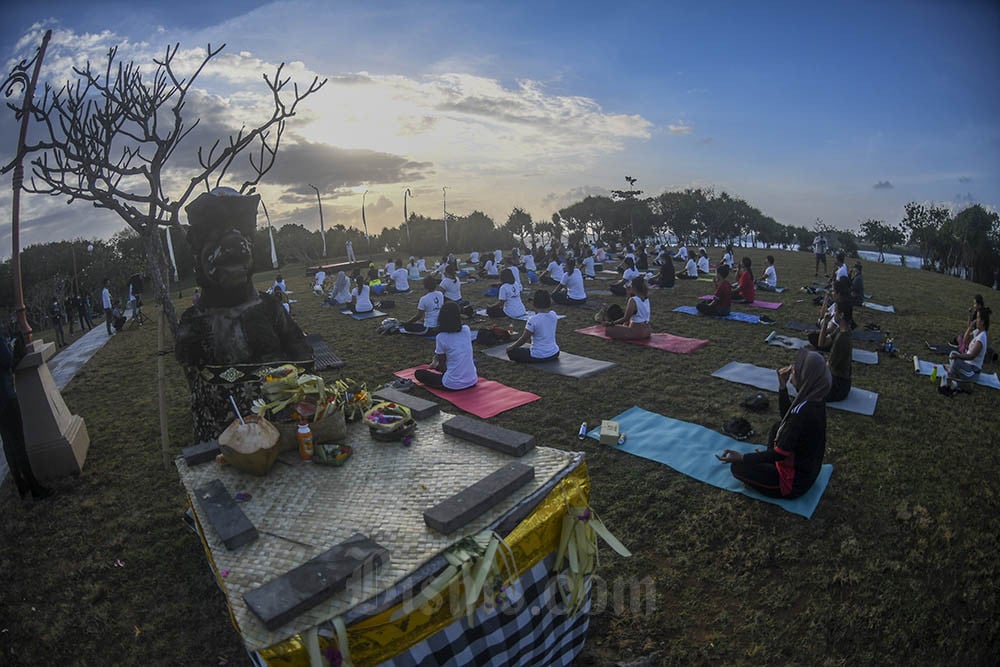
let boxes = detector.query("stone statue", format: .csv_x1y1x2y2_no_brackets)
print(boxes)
176,188,312,442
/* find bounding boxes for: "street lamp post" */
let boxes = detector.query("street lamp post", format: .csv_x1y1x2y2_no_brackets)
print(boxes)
442,187,449,247
308,184,327,257
361,190,371,251
403,188,412,247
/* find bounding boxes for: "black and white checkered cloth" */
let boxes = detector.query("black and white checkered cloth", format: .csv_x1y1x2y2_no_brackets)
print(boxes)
386,555,591,667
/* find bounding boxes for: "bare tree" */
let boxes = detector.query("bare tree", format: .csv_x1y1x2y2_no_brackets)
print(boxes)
3,42,326,332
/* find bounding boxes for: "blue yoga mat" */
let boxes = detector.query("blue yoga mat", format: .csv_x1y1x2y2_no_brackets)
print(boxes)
339,309,386,320
587,406,833,518
673,305,761,324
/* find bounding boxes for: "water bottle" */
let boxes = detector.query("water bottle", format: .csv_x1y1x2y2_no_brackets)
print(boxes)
577,422,588,440
297,421,314,461
930,365,938,383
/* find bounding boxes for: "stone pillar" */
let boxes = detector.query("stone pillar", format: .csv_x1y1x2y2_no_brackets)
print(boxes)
15,339,90,480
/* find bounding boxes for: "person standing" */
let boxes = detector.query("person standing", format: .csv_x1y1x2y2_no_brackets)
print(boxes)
76,293,92,331
813,232,828,277
346,239,355,262
102,278,114,335
1,328,53,500
63,296,76,336
49,297,67,348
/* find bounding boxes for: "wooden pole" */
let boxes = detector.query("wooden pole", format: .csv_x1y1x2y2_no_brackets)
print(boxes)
158,304,171,471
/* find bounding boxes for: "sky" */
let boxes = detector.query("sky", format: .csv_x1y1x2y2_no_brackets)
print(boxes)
0,0,998,252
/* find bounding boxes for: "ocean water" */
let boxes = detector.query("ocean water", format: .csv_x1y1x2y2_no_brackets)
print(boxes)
857,250,922,268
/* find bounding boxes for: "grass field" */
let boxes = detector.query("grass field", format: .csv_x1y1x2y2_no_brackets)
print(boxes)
2,248,998,666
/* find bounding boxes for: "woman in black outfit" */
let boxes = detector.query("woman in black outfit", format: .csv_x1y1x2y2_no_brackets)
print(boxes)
717,348,830,498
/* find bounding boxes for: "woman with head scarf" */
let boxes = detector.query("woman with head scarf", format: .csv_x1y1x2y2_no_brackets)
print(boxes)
717,349,831,498
329,271,351,305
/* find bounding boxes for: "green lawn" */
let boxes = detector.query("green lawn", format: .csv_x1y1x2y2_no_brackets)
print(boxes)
2,248,998,665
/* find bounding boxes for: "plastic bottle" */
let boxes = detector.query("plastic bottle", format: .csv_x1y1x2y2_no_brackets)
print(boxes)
297,421,314,460
930,365,938,383
577,422,588,440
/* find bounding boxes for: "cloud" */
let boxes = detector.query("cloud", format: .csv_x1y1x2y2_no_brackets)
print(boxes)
873,180,893,190
542,185,611,207
668,122,694,135
267,138,433,192
958,176,972,184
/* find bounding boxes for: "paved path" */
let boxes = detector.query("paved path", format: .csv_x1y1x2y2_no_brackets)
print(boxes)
1,325,112,484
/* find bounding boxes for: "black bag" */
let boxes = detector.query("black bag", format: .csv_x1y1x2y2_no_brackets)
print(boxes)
723,417,754,441
376,300,395,310
461,304,475,318
741,393,769,412
475,328,499,346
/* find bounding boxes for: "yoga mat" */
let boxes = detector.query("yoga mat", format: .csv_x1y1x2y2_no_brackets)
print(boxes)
393,366,540,418
863,302,896,313
480,345,616,378
784,321,884,343
673,306,761,324
764,332,879,365
912,356,1000,390
575,325,710,353
339,309,386,320
474,309,566,321
303,334,346,370
711,361,879,416
925,342,953,355
699,295,783,310
586,406,832,519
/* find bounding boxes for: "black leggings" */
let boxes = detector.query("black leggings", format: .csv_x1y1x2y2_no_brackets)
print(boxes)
696,301,730,317
506,348,559,363
730,460,784,498
551,292,586,305
413,368,473,390
825,375,851,402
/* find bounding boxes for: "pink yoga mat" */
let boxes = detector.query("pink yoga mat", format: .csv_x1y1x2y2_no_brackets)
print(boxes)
698,295,783,309
575,325,709,353
394,366,540,418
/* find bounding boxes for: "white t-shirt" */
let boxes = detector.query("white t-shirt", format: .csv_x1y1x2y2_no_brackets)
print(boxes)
596,248,607,262
435,326,477,390
547,261,565,282
391,267,410,291
351,284,373,312
697,256,710,274
469,251,480,264
631,296,651,324
499,283,526,318
684,259,698,278
440,276,462,301
526,310,560,359
969,329,988,369
408,262,421,279
522,254,537,271
582,256,596,277
494,249,503,263
417,258,427,271
102,287,112,310
722,252,734,268
509,265,523,292
675,246,688,260
762,265,777,287
272,280,286,293
835,264,848,281
385,261,395,274
560,269,587,300
622,267,641,283
484,259,499,276
313,271,326,290
418,290,445,329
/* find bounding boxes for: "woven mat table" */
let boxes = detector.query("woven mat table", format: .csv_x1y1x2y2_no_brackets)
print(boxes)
176,411,580,654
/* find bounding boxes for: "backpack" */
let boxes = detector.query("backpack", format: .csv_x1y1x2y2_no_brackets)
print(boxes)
723,417,754,441
474,325,512,346
741,393,769,412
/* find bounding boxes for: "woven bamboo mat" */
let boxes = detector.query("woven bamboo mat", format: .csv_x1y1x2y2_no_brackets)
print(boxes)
176,411,578,652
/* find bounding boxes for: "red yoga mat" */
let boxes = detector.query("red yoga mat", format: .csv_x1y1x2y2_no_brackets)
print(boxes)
698,295,783,309
574,325,710,353
394,366,540,418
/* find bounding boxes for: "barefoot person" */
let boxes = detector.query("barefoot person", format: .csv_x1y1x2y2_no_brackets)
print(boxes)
605,275,652,340
717,348,831,499
414,302,477,390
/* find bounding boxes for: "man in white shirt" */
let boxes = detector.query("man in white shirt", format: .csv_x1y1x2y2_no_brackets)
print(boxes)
552,258,587,305
813,233,828,276
540,257,565,285
469,250,480,265
581,252,596,278
101,278,114,335
389,261,410,292
696,249,710,274
673,245,689,262
346,239,355,262
756,255,778,291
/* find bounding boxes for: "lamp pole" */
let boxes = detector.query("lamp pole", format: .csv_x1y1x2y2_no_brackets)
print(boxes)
308,183,327,257
361,190,371,251
403,187,412,247
442,186,449,247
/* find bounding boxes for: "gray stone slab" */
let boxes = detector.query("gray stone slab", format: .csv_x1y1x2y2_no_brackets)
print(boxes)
442,415,536,457
244,533,389,630
372,387,440,419
423,462,535,534
194,479,258,550
182,440,221,466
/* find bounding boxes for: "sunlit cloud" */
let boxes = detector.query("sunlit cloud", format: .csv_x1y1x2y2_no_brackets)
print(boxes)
668,121,693,135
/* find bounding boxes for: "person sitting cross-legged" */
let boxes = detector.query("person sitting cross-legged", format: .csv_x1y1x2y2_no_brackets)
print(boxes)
551,258,587,305
604,275,652,340
506,290,561,363
401,275,445,335
696,264,732,316
486,268,526,319
414,302,478,391
944,307,990,393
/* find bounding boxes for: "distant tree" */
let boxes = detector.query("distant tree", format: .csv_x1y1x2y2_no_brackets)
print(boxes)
901,202,950,268
941,204,999,284
860,219,905,262
275,224,319,264
836,230,860,258
504,208,534,246
2,42,325,332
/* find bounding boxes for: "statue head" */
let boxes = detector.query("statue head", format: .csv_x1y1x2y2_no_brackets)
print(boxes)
185,188,260,293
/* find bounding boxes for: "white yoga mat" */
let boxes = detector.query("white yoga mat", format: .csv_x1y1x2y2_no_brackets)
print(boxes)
712,361,879,416
764,332,879,365
911,356,1000,390
863,302,895,313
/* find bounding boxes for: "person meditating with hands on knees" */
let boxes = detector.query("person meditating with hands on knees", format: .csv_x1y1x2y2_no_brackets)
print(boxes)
696,264,732,316
506,290,560,363
413,302,478,391
604,275,652,340
716,348,830,499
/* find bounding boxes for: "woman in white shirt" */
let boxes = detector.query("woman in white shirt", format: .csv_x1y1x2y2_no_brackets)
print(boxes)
417,256,428,272
552,258,587,305
486,269,526,318
389,259,410,292
945,308,990,390
610,257,640,296
721,244,735,269
414,302,478,390
480,257,499,279
696,249,710,274
507,290,560,363
605,276,652,340
350,274,374,313
581,251,596,279
469,250,480,265
407,257,421,279
402,275,445,335
522,251,537,272
540,254,564,286
438,265,463,302
677,257,698,280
